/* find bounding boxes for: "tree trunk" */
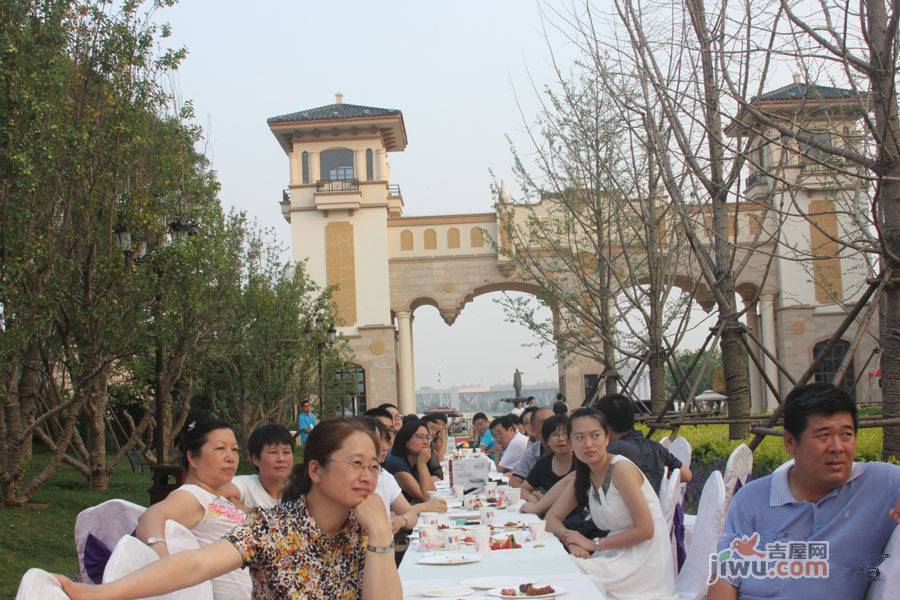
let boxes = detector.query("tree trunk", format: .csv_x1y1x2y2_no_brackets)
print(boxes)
86,374,110,489
720,316,751,439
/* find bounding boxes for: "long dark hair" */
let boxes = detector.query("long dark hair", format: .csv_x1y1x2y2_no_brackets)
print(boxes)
392,419,426,458
176,417,233,470
283,418,378,501
568,408,610,511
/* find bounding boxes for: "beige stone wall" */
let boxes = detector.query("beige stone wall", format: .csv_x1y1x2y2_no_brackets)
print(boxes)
345,326,399,409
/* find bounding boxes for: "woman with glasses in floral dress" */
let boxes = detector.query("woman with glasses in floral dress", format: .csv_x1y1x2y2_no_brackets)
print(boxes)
383,420,437,502
56,418,403,600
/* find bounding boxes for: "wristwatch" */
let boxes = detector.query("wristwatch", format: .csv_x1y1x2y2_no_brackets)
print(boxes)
145,536,167,546
592,537,602,551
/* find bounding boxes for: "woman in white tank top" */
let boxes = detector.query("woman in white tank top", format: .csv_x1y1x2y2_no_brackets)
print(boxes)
133,418,252,600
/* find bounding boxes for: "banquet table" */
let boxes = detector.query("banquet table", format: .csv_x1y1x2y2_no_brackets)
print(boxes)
398,486,606,599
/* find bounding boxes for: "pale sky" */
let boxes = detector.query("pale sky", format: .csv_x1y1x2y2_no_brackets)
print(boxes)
162,1,708,389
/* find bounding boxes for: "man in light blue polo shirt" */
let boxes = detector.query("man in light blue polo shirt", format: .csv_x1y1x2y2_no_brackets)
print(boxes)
709,383,900,600
297,399,317,446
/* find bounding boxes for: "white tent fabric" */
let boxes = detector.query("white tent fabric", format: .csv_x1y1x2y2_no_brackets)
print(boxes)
675,471,726,600
14,568,68,600
74,498,145,583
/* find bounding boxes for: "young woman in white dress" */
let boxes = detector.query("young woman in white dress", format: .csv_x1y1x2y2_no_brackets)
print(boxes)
546,408,676,600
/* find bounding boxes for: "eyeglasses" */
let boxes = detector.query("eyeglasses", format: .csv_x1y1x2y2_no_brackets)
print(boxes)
548,431,568,439
335,459,382,477
413,433,434,442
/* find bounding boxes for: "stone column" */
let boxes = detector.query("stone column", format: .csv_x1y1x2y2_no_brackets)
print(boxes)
375,148,386,181
289,150,300,186
744,301,763,413
354,149,363,181
396,311,415,414
759,294,779,412
410,313,416,403
310,151,320,184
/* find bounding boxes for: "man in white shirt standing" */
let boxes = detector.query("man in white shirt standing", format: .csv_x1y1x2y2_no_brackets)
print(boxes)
491,414,530,474
228,423,294,509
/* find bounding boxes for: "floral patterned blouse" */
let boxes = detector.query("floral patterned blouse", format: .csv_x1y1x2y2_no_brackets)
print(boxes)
224,496,367,599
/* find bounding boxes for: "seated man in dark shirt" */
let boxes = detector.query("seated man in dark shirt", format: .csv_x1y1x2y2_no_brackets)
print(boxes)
592,393,692,491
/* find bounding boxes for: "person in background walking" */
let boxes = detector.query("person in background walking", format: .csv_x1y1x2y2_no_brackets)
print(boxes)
297,399,318,446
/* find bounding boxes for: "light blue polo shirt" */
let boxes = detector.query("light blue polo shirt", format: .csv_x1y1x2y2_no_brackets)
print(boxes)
717,461,899,599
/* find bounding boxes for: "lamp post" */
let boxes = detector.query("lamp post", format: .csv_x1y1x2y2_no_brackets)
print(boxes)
116,217,198,503
305,317,336,417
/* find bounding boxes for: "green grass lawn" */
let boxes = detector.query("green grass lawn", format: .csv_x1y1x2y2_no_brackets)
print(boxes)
0,447,303,600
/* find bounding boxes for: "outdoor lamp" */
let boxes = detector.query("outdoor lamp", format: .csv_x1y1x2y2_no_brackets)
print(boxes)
327,324,337,346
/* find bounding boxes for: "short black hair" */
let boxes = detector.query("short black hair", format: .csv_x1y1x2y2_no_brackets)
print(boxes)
355,415,390,443
247,423,294,463
556,392,565,401
490,414,516,431
592,393,635,433
402,413,419,425
783,383,858,439
541,414,569,442
472,412,489,423
393,419,427,455
378,402,399,411
521,405,539,425
301,399,311,406
552,400,568,415
177,417,233,469
514,399,525,408
364,407,393,421
422,413,448,425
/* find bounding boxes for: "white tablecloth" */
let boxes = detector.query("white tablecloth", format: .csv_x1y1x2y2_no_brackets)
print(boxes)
399,503,605,598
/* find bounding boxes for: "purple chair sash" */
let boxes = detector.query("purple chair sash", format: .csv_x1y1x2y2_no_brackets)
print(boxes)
673,503,686,572
83,533,112,584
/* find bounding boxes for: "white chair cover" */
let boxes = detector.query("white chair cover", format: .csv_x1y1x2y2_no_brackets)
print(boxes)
723,443,753,517
74,498,145,583
668,437,693,469
865,525,900,600
164,520,215,600
675,471,726,600
15,568,68,600
659,466,670,496
660,469,683,530
102,535,158,583
660,436,672,448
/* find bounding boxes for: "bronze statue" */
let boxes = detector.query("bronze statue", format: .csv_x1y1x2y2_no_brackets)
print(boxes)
513,369,524,399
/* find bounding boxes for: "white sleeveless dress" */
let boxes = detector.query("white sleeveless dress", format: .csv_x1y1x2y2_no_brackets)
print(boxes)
573,455,677,600
177,484,252,600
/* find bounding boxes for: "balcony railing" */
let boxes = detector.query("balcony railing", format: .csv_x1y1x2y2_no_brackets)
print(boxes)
388,184,402,197
745,172,770,189
799,155,843,174
316,178,359,192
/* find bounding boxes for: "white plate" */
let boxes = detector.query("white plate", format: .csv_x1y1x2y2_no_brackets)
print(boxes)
417,552,482,565
486,584,566,598
421,585,475,597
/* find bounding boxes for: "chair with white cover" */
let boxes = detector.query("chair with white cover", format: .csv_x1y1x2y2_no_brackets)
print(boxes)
675,471,726,600
164,519,215,600
660,435,672,448
668,437,692,469
660,469,683,530
74,498,145,583
723,444,753,514
101,535,182,600
15,568,69,600
865,525,900,600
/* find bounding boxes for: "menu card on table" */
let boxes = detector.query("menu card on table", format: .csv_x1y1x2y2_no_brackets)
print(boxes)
449,458,490,494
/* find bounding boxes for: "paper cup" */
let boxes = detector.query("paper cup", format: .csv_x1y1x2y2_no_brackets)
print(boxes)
506,487,521,505
420,524,439,550
480,506,497,526
443,528,462,551
485,481,497,492
427,490,441,501
421,512,441,526
528,520,546,545
452,485,464,499
471,526,491,553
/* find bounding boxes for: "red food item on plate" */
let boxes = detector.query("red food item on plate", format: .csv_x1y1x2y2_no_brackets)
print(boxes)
500,589,517,597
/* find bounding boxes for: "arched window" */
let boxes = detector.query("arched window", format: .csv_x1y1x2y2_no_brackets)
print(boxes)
470,227,484,248
424,229,437,250
301,151,309,184
365,149,374,181
320,148,354,181
335,363,366,416
400,230,413,251
447,227,460,249
813,340,855,400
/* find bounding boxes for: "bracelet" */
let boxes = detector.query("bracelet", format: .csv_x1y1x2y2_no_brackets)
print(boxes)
367,542,395,554
145,536,167,546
